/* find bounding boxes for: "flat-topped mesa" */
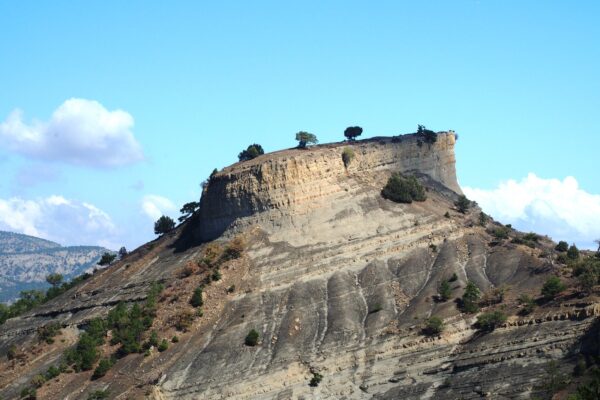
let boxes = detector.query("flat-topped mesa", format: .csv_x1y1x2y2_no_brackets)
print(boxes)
198,132,460,241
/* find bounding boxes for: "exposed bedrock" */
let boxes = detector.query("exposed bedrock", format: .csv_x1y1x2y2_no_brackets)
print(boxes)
198,133,460,242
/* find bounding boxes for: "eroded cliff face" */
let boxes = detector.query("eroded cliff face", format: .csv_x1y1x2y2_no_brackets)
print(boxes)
198,133,460,242
0,133,596,400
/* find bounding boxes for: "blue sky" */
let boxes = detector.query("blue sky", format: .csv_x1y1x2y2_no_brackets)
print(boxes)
1,1,599,250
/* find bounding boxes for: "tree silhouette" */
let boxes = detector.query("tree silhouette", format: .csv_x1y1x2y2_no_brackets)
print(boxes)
344,126,363,141
154,215,175,235
238,144,264,162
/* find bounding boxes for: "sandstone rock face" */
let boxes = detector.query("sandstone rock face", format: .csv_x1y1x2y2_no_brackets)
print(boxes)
0,133,595,400
198,133,460,242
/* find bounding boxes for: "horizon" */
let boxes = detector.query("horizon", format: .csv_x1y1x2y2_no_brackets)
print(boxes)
1,1,599,250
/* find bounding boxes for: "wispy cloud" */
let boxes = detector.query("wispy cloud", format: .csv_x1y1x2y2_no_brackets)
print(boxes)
0,195,119,248
464,173,600,249
0,98,143,168
141,195,177,221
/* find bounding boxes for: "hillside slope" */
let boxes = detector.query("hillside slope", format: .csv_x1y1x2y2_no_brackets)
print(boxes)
0,132,597,400
0,231,109,303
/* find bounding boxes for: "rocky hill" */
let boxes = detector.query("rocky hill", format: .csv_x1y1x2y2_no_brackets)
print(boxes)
0,231,109,303
0,132,598,400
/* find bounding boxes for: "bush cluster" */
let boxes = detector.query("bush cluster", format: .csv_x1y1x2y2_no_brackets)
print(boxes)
475,310,507,331
555,241,569,252
381,173,426,204
64,318,107,371
454,195,471,214
107,283,163,357
541,276,566,300
438,280,452,302
572,256,600,294
511,232,540,248
417,125,437,144
190,286,204,308
87,390,110,400
309,372,323,387
518,294,536,316
490,226,510,240
341,148,355,167
479,286,507,307
245,329,260,346
37,321,62,344
422,316,444,336
0,272,92,325
55,282,165,387
92,357,114,379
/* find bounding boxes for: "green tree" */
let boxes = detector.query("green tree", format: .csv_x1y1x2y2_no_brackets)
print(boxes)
573,367,600,399
478,212,489,226
92,358,113,379
245,329,260,346
455,195,471,214
578,268,598,294
178,201,200,222
541,276,566,300
461,281,480,313
417,125,437,144
98,252,116,266
295,131,318,149
423,316,444,335
475,310,507,331
518,294,536,315
87,390,110,400
46,273,63,287
118,246,128,259
344,126,363,141
381,173,426,204
190,286,204,308
158,339,169,352
154,215,175,235
438,280,452,302
238,143,265,162
341,148,355,167
568,244,580,260
309,372,323,387
555,241,569,252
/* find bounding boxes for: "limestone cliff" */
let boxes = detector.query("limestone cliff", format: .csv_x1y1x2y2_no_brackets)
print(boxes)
198,132,460,242
0,133,596,400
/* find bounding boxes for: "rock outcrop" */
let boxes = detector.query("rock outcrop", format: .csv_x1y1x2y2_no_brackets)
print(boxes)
198,132,460,242
0,132,595,400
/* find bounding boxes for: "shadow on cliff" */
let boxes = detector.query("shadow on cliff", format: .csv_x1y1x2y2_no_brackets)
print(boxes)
170,213,205,253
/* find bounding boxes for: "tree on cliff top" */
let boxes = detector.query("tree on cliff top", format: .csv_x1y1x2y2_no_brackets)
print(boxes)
295,131,318,149
417,125,437,144
344,126,363,141
179,201,200,222
154,215,175,235
238,144,264,162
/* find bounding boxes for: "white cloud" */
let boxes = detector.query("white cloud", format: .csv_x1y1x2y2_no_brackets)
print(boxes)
464,173,600,249
0,98,143,167
141,195,177,221
0,195,118,247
